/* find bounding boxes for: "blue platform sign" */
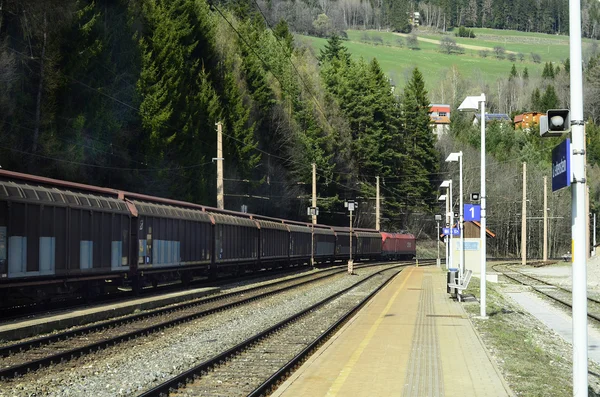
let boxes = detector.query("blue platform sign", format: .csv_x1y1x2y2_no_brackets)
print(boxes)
464,204,481,221
442,227,460,236
552,138,571,192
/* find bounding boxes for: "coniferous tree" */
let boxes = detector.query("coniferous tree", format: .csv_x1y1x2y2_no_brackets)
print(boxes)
401,68,439,212
540,85,559,111
319,34,350,64
273,19,294,53
531,88,542,111
523,67,529,80
509,64,518,80
542,62,555,79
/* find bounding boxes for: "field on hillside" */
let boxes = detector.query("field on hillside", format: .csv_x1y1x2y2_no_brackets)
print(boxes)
298,28,599,92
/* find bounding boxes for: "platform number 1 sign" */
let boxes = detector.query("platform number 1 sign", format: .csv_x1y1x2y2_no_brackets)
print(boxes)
464,204,481,222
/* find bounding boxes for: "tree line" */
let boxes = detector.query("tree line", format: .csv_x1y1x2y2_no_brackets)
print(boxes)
256,0,600,39
0,0,439,231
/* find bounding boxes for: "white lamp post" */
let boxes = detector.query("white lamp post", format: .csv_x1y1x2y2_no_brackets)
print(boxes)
435,214,442,267
458,94,487,318
446,152,464,281
440,180,453,270
438,194,448,269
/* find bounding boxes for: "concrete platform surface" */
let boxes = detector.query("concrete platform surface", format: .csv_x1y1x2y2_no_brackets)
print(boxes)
272,266,513,397
0,286,219,341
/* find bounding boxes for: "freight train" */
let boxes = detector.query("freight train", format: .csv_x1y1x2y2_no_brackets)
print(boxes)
0,170,415,305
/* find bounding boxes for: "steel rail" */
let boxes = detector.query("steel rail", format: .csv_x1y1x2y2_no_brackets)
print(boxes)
492,264,600,323
138,266,403,397
0,265,386,380
247,268,400,397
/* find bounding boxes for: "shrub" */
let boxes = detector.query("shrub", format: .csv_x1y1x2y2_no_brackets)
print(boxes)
531,52,542,63
372,35,384,45
440,36,464,54
479,49,489,58
407,34,419,50
456,26,476,38
493,46,506,59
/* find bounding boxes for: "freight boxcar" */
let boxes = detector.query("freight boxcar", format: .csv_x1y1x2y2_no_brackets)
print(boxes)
0,176,132,301
355,229,382,260
381,232,416,260
332,226,357,260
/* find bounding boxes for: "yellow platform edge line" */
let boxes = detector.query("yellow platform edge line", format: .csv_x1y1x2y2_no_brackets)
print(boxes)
326,266,415,397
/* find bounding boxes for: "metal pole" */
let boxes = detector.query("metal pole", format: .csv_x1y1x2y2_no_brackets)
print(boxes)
594,213,597,256
311,221,315,268
480,94,487,318
449,180,454,270
376,176,380,231
587,186,591,258
312,163,317,268
446,194,449,270
348,209,353,274
216,122,224,210
437,220,441,267
544,176,548,262
459,152,464,280
312,163,317,225
569,0,588,390
522,162,527,266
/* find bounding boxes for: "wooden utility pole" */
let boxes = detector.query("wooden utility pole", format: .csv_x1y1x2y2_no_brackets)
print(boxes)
312,163,317,225
216,122,224,210
543,176,548,262
376,176,380,231
521,162,527,265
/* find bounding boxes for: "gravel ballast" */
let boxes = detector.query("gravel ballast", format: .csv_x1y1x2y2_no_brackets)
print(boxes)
0,265,398,396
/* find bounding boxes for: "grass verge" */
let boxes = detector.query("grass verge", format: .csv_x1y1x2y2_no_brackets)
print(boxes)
463,277,600,396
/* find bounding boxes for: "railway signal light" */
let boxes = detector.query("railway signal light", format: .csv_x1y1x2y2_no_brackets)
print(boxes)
540,109,570,137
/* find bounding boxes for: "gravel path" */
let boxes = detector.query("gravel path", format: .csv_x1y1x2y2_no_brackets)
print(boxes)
0,265,396,396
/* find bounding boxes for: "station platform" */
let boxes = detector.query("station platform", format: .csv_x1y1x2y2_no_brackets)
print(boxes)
0,286,219,341
273,266,513,397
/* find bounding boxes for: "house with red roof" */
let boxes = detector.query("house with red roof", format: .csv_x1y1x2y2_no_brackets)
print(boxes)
514,112,543,130
429,104,451,137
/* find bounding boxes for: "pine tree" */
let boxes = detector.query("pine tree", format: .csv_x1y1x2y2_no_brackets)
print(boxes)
138,0,221,202
319,34,350,64
401,68,439,212
531,88,542,111
542,62,555,79
540,85,559,111
523,67,529,80
272,19,294,54
509,64,518,80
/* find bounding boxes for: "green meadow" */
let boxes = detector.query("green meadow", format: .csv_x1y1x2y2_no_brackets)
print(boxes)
298,28,599,91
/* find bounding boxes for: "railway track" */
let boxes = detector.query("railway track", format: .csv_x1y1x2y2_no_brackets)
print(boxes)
139,266,403,397
0,262,412,380
492,264,600,323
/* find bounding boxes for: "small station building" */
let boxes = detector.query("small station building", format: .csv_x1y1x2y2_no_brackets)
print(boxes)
451,221,495,276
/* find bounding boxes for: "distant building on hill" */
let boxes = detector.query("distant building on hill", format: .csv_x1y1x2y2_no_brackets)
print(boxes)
514,112,543,130
472,113,511,126
409,12,420,26
429,104,450,138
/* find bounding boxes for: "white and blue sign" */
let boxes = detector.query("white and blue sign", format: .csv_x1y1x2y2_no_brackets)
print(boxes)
552,138,571,192
456,241,479,251
443,227,460,236
464,204,481,221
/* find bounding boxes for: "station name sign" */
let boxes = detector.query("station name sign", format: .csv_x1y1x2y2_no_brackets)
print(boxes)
552,138,571,192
